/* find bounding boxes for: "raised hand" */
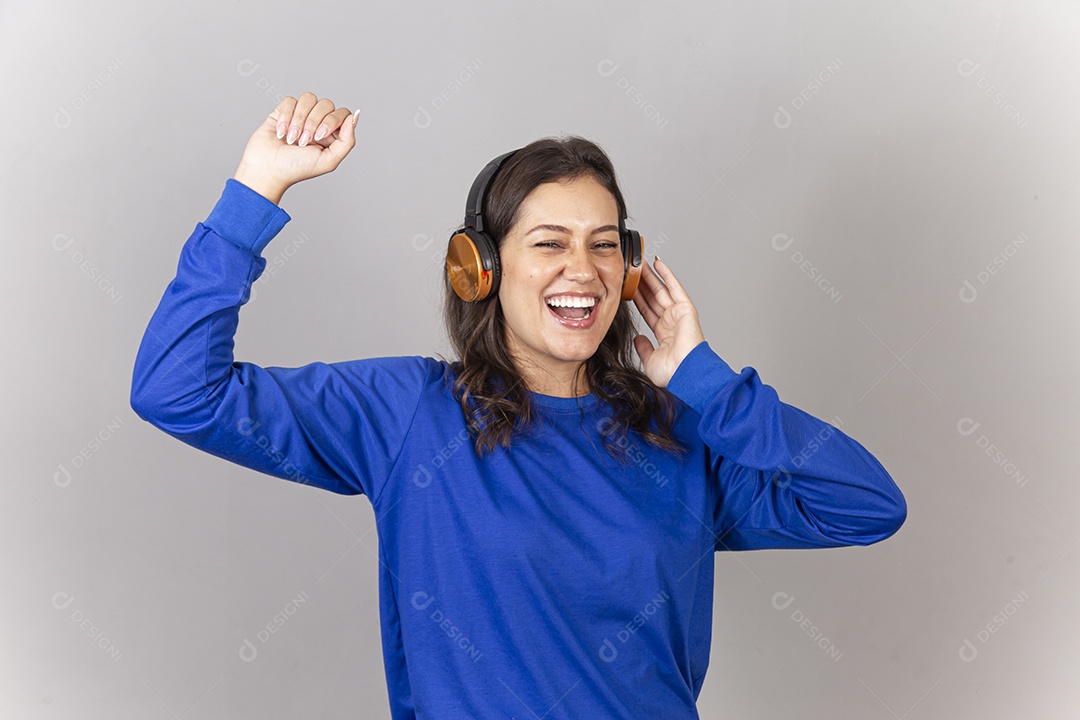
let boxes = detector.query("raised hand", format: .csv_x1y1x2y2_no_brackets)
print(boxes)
631,257,706,388
232,92,359,204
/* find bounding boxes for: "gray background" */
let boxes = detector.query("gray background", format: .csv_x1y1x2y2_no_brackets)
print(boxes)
2,0,1077,717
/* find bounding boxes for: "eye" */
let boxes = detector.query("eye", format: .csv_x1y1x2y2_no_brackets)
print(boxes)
533,240,619,249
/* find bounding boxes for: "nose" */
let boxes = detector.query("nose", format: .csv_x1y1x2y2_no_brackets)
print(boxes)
563,242,598,282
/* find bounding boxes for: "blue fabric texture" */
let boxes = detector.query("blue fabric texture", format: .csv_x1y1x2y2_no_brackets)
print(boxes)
130,178,907,720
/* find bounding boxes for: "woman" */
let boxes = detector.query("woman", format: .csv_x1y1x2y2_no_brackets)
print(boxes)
131,93,906,719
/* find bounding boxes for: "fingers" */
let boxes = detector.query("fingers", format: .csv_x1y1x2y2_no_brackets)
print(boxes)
311,107,352,148
633,281,660,327
637,258,670,319
633,334,655,367
318,110,358,168
653,256,692,304
271,96,296,138
298,97,337,147
270,93,358,150
632,256,698,337
267,93,357,147
640,256,693,310
281,91,319,145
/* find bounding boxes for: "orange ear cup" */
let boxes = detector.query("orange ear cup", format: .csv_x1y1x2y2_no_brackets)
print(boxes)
621,255,642,301
447,232,492,302
620,232,644,301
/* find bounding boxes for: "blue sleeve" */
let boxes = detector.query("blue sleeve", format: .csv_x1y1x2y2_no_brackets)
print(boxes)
129,178,431,501
666,341,907,550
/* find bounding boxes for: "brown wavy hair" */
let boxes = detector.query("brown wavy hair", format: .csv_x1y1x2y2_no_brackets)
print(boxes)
440,136,687,463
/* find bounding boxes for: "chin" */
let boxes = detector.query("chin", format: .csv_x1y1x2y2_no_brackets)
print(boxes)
550,338,604,361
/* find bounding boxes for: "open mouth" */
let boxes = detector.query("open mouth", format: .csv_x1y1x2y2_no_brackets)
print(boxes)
545,295,596,320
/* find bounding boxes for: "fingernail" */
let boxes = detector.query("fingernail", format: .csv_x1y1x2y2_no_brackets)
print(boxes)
299,130,311,147
286,125,299,144
352,109,360,125
313,124,328,141
276,121,286,139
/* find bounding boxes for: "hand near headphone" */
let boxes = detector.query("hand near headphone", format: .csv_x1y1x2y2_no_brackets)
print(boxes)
232,93,359,205
632,257,706,388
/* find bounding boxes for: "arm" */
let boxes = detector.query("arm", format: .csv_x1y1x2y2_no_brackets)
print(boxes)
129,178,429,501
667,341,907,550
631,256,905,551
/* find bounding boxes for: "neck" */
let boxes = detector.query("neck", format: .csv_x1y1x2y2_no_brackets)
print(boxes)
518,360,591,398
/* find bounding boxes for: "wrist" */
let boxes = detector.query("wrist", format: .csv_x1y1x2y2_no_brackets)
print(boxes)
231,166,287,205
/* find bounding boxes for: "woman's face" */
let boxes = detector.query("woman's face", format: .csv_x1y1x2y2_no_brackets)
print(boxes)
497,175,625,394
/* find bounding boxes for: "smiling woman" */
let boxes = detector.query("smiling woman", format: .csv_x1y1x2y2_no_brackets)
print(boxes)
441,138,686,460
130,94,905,720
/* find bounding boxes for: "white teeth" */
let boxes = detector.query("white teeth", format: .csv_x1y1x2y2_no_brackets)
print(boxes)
546,295,597,308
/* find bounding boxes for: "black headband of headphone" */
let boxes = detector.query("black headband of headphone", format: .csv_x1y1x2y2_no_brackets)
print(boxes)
462,149,517,234
461,148,632,236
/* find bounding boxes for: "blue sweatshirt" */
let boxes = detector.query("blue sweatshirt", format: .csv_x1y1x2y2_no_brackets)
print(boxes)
130,178,906,720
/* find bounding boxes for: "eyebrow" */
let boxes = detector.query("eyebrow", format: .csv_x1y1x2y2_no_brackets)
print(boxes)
524,223,620,236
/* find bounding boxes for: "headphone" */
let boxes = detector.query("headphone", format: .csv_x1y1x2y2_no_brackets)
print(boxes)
446,148,644,303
